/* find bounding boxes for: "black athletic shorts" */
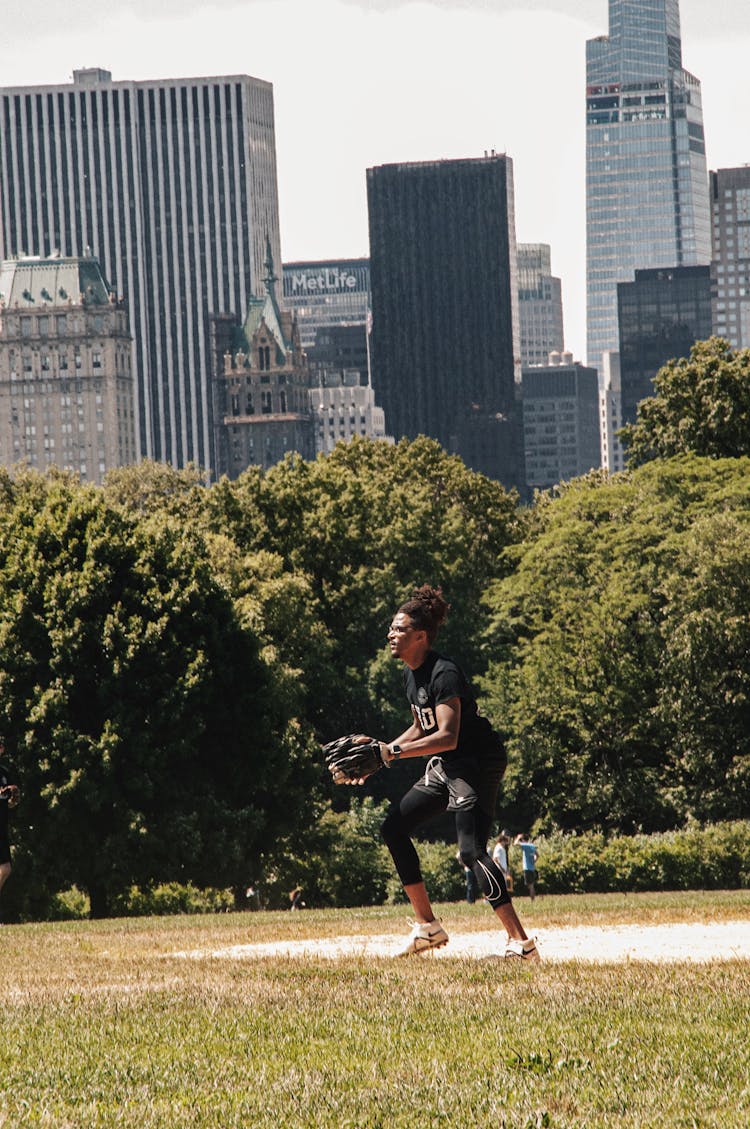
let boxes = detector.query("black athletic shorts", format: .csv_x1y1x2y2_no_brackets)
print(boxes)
0,836,11,865
412,745,506,817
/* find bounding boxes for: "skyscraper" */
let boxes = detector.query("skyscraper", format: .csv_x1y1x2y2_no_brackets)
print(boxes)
0,67,282,473
586,0,711,374
366,155,524,492
521,358,601,491
617,264,712,425
710,167,750,350
282,259,370,350
517,243,564,368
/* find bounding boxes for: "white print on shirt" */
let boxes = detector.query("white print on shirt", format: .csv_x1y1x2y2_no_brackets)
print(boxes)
412,704,437,732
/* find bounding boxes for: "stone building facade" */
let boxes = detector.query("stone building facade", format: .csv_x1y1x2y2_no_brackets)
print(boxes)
0,254,136,483
213,255,314,477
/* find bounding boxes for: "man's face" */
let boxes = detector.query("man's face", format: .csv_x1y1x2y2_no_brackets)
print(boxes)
387,613,425,661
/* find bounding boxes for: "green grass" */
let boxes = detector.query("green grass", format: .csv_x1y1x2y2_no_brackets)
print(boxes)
1,892,749,1127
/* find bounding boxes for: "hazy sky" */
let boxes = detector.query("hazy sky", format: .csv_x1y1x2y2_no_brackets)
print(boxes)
2,0,749,360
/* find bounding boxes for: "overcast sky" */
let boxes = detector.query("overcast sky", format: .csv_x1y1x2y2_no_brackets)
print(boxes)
2,0,749,360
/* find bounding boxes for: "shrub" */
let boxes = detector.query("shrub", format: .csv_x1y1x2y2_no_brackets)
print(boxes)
112,883,234,917
47,886,91,920
533,821,750,894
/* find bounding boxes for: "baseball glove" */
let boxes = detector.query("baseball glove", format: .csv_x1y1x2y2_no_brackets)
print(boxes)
324,733,389,784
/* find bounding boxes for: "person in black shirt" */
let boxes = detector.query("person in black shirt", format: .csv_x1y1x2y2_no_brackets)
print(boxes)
379,585,538,959
0,748,20,921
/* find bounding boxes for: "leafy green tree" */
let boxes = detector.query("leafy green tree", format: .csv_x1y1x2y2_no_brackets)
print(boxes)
257,796,392,908
103,459,212,520
659,511,750,822
620,337,750,465
249,436,524,738
479,457,750,833
0,470,311,917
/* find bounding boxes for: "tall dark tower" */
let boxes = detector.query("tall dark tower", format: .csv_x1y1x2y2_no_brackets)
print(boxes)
617,264,712,425
366,155,524,492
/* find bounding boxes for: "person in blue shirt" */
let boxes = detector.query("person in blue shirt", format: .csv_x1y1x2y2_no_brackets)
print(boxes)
514,833,539,900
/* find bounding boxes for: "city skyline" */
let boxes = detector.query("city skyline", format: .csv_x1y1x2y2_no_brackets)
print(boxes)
1,0,749,366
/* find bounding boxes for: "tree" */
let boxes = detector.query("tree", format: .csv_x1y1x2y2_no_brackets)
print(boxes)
0,470,310,917
620,337,750,466
250,436,524,739
659,511,750,823
479,457,750,833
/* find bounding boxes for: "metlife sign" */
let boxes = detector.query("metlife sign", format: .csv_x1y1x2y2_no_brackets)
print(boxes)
283,259,370,299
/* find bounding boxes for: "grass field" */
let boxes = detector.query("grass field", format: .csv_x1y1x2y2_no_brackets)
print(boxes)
1,891,749,1128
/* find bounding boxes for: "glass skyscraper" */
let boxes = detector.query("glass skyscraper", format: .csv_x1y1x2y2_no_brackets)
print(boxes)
617,264,712,425
586,0,711,375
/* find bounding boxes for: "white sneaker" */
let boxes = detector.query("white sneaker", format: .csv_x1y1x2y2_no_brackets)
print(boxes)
504,937,540,961
396,919,449,956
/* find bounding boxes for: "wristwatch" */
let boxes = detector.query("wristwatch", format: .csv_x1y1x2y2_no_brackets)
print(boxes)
390,743,403,761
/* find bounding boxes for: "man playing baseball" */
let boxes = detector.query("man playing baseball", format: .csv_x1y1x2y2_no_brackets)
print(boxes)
325,584,538,959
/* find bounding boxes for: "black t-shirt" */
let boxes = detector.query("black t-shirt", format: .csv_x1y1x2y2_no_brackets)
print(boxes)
0,761,18,839
402,651,497,763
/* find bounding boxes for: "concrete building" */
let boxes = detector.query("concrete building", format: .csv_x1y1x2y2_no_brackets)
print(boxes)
586,0,711,374
212,253,314,477
0,68,282,474
366,155,524,492
517,243,564,367
710,167,750,350
521,355,601,491
310,373,388,455
282,259,370,350
305,323,388,453
0,253,135,483
617,264,712,425
599,351,626,473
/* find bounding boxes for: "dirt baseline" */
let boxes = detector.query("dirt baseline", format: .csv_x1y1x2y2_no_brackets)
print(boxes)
179,920,750,963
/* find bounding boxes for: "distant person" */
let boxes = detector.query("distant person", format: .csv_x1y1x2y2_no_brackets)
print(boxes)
492,831,513,894
289,887,305,911
514,833,538,900
0,748,20,923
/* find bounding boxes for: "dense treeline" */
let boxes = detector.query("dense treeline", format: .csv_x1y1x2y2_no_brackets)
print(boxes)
2,340,750,917
0,439,521,918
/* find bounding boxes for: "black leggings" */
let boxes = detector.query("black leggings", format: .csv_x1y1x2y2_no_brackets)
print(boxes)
381,784,511,908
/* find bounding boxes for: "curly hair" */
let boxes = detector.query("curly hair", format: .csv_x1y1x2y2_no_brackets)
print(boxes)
397,584,451,645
